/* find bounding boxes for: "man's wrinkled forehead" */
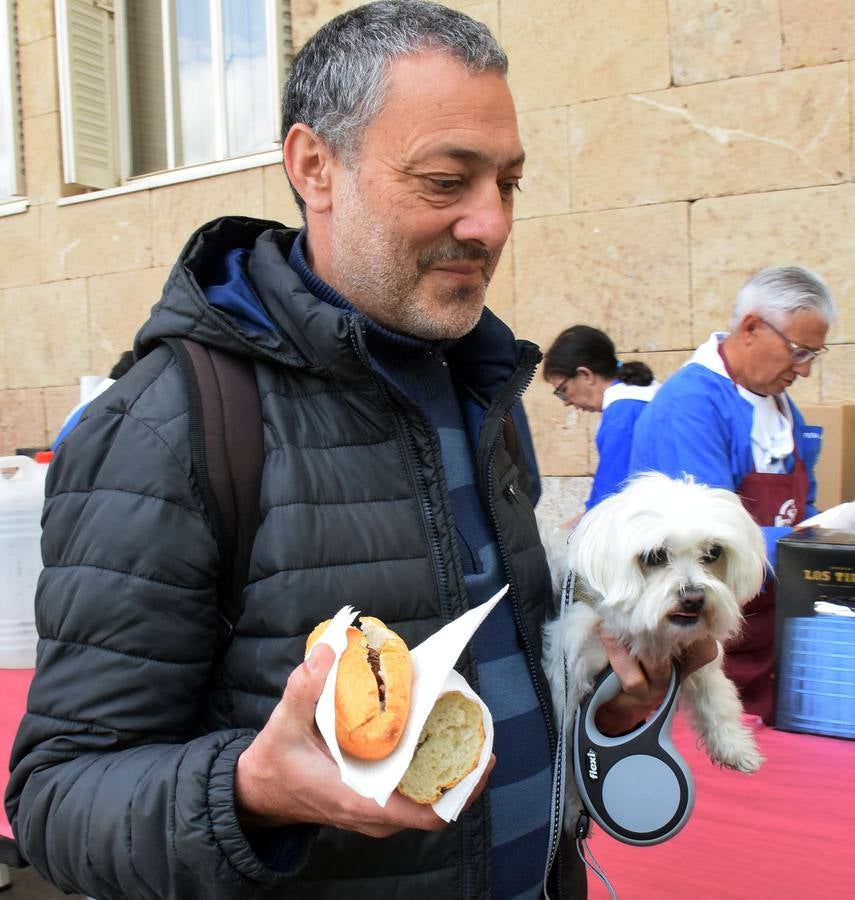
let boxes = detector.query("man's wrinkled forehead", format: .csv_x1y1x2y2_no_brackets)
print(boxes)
438,146,526,169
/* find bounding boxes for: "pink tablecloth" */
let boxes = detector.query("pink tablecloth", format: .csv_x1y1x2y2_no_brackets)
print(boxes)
0,668,34,841
588,712,855,900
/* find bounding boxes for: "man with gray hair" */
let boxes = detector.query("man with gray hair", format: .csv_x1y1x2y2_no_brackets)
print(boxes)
10,2,699,898
9,2,718,896
630,265,836,723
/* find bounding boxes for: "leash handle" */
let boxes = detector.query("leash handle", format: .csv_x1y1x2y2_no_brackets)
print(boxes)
573,662,695,846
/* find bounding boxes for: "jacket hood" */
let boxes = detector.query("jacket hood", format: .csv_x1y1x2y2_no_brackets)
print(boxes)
135,216,351,370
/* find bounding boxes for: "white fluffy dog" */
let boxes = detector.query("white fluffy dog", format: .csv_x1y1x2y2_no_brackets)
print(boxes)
542,473,767,827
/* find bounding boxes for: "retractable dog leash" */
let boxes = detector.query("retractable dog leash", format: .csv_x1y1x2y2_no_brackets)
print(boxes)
573,662,695,846
545,567,622,899
543,564,696,900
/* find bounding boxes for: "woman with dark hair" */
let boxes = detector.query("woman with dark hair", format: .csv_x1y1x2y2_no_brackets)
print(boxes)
543,324,659,510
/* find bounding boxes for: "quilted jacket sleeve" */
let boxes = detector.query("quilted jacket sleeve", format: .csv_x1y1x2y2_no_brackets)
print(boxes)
5,347,296,900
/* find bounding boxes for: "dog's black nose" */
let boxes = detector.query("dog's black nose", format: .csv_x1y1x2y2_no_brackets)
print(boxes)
679,587,706,614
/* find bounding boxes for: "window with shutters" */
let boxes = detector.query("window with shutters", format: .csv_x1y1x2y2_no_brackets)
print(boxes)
56,0,290,191
0,0,24,202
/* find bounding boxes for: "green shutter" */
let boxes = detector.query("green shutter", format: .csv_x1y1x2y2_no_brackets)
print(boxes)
56,0,118,189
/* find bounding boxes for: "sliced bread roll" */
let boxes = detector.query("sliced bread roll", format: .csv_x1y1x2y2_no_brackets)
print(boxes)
306,615,412,760
397,691,485,804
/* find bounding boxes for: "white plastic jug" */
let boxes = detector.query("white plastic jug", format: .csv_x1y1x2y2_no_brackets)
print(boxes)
0,455,48,667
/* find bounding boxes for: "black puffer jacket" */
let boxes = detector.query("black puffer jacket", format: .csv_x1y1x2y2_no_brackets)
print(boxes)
6,218,578,899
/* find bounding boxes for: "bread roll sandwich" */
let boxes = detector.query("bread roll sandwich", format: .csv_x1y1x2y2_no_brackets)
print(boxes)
306,615,412,760
397,691,485,804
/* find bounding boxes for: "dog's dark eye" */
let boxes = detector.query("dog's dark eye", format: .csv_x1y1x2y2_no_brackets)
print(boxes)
641,548,669,567
702,545,722,563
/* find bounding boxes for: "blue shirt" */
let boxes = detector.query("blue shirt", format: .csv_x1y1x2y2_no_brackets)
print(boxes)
587,381,658,509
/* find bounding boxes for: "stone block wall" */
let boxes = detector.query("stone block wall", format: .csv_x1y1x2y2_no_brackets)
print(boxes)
2,1,853,528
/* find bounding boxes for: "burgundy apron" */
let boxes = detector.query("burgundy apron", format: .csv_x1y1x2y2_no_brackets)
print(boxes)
725,456,809,724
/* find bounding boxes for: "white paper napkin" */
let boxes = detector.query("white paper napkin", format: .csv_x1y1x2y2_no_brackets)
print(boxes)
795,500,855,533
311,584,507,821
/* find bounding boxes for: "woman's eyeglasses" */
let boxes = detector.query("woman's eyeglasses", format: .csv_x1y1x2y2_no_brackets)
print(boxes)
552,376,572,402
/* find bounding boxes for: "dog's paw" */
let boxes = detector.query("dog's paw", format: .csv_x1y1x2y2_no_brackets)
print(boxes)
705,726,764,773
715,744,764,774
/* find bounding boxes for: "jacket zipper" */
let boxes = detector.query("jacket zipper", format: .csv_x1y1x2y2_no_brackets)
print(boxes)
480,348,549,733
347,322,455,624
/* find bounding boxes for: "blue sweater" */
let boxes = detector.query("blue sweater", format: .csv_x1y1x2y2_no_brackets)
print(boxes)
285,236,553,900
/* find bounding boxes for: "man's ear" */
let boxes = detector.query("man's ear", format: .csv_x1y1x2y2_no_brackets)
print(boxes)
739,313,764,344
283,124,336,214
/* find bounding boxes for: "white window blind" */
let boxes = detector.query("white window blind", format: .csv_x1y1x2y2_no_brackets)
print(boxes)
0,0,24,199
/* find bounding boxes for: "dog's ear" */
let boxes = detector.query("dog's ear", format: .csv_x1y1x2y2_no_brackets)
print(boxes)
566,499,648,606
708,492,768,601
725,534,768,603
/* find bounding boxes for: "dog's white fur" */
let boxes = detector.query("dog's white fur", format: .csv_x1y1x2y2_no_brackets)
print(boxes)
542,473,767,829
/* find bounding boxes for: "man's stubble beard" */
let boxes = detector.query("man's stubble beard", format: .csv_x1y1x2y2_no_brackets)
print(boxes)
329,175,493,341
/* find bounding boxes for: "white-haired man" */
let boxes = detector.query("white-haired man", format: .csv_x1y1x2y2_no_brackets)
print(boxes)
630,265,836,723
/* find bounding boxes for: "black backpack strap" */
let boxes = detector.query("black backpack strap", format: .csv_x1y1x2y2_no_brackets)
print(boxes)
166,337,264,655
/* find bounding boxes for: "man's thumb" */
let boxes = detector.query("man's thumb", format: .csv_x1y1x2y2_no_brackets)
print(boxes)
288,642,336,709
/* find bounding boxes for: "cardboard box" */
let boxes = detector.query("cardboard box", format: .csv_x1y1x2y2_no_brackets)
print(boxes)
774,527,855,738
799,404,855,510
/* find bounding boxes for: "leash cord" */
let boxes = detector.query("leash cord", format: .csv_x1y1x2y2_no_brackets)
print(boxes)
577,835,618,900
542,562,574,900
542,559,577,899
